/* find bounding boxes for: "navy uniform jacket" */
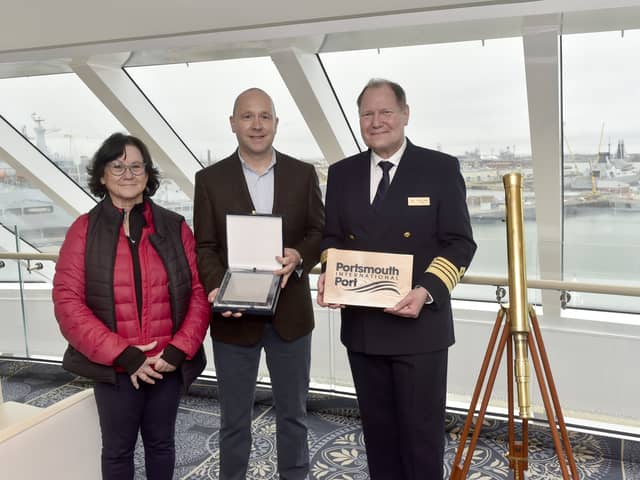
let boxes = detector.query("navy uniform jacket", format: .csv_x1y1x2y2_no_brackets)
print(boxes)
321,139,476,355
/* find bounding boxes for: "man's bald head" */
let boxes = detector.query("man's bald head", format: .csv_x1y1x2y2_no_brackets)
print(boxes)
232,88,276,117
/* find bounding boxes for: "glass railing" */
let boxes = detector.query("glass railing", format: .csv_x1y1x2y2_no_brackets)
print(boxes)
0,245,640,358
0,251,58,359
0,242,640,426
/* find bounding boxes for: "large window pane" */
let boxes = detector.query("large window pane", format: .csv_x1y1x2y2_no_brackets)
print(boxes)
0,73,193,227
321,38,534,302
0,73,124,195
0,160,75,254
562,29,640,313
0,73,112,248
126,58,324,166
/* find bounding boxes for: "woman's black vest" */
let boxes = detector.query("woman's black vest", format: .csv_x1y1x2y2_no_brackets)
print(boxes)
62,197,205,389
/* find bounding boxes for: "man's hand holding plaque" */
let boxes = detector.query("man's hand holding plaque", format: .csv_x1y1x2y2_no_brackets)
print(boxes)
209,288,244,318
384,285,430,318
275,247,302,288
316,272,345,309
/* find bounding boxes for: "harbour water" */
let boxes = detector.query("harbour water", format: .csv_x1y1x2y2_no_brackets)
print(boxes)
1,180,639,314
467,210,640,314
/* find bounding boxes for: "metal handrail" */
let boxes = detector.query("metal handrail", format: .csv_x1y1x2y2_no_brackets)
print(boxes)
1,252,638,298
0,252,58,261
310,266,640,298
461,275,640,298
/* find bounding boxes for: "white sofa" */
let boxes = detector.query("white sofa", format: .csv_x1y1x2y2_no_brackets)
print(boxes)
0,389,101,479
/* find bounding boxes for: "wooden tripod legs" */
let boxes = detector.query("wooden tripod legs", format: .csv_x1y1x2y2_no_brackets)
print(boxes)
450,307,578,479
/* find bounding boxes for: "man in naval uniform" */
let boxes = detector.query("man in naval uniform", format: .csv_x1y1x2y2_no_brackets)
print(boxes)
318,78,476,479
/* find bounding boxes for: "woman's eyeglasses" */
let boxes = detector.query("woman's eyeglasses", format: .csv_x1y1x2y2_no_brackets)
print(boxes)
107,162,146,177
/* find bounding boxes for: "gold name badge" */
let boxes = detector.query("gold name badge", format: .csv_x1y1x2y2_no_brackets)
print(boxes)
408,196,430,206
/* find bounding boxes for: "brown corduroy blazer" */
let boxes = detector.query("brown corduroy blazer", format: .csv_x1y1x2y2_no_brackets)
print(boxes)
194,150,325,345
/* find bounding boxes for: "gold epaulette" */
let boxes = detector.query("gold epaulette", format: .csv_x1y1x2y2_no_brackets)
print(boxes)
425,256,466,293
320,249,328,266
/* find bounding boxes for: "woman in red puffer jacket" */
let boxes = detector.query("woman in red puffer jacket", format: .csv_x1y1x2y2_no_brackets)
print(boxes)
53,133,210,480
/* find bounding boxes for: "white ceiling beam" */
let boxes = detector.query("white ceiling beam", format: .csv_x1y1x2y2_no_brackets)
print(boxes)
2,3,640,69
3,1,640,57
0,0,534,54
0,118,95,218
71,54,202,198
523,15,563,319
271,49,359,165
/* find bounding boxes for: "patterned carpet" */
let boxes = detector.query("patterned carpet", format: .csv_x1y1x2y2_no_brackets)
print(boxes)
1,359,639,479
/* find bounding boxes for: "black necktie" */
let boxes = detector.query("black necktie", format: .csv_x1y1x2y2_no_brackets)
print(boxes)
372,161,394,210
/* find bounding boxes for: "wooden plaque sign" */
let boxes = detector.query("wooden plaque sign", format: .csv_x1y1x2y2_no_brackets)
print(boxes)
323,248,413,308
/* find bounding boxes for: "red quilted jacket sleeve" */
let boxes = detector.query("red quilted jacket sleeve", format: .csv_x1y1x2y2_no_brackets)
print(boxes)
167,222,211,359
53,215,130,365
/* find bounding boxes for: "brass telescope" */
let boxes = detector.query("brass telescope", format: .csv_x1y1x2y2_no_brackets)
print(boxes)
452,173,577,479
503,172,532,419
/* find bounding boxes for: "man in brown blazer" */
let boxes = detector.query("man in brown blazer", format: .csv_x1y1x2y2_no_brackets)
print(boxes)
194,87,324,480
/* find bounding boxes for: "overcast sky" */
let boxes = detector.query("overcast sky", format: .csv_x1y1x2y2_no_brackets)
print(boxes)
0,29,637,165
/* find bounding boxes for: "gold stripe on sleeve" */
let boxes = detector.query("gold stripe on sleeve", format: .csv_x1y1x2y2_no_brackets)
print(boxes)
425,256,463,293
320,249,328,265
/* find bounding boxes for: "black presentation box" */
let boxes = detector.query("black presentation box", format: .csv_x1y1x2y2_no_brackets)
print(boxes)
213,214,283,316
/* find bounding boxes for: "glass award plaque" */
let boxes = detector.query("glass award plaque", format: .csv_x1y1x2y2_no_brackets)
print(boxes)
213,214,283,315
